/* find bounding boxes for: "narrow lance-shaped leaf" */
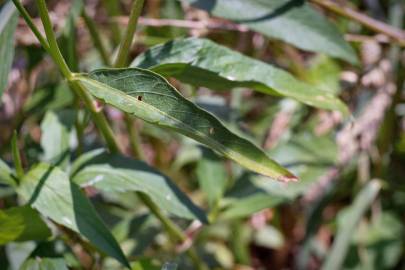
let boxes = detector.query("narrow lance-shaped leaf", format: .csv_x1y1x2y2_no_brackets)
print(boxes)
70,149,207,222
73,68,297,182
0,1,18,97
183,0,358,64
321,180,381,270
132,38,349,114
17,163,130,269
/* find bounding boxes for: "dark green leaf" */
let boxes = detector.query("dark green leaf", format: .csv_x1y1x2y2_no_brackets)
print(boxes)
20,257,68,270
0,206,51,245
73,68,297,182
132,38,348,114
71,149,207,222
183,0,357,63
0,1,18,98
17,163,130,268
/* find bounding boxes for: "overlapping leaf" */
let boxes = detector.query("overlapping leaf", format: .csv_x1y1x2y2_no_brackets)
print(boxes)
0,1,18,97
72,68,297,181
70,149,207,222
183,0,357,63
17,163,130,268
132,38,348,114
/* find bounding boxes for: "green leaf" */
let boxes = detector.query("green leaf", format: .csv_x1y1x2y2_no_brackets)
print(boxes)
132,38,349,114
0,158,16,187
70,149,207,222
17,163,130,269
40,110,75,168
321,180,381,270
0,205,51,245
196,148,228,208
183,0,357,64
0,1,18,98
20,257,68,270
72,68,297,182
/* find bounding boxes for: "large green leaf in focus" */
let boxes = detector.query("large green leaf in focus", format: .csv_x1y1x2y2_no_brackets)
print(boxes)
70,149,207,222
0,206,51,245
73,68,297,182
183,0,357,64
132,38,348,114
20,257,68,270
0,1,18,97
17,163,130,269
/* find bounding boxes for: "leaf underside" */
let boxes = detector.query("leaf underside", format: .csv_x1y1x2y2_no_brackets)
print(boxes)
74,68,297,182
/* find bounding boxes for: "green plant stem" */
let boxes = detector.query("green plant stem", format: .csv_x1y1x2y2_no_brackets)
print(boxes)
124,115,145,159
82,9,112,66
11,131,24,180
36,0,73,79
14,0,121,153
113,3,206,269
69,81,120,153
112,0,146,157
11,0,51,53
136,192,207,270
16,1,205,268
114,0,144,68
101,0,122,46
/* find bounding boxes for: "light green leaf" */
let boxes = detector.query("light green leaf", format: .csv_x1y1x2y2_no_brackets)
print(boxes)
72,68,297,182
0,1,18,98
0,158,16,187
304,55,342,95
17,163,130,269
132,38,349,114
70,149,207,222
20,257,68,270
183,0,357,64
321,180,381,270
0,205,51,245
40,110,75,168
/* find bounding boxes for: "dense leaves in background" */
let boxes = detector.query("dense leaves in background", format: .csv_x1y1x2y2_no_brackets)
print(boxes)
0,0,404,269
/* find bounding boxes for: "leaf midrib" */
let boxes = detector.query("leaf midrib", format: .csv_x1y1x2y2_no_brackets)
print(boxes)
73,74,285,180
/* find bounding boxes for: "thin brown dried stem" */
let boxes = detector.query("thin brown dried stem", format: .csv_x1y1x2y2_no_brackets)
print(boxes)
310,0,405,46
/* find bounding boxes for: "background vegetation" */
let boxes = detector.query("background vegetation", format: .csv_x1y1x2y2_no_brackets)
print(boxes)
0,0,404,269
